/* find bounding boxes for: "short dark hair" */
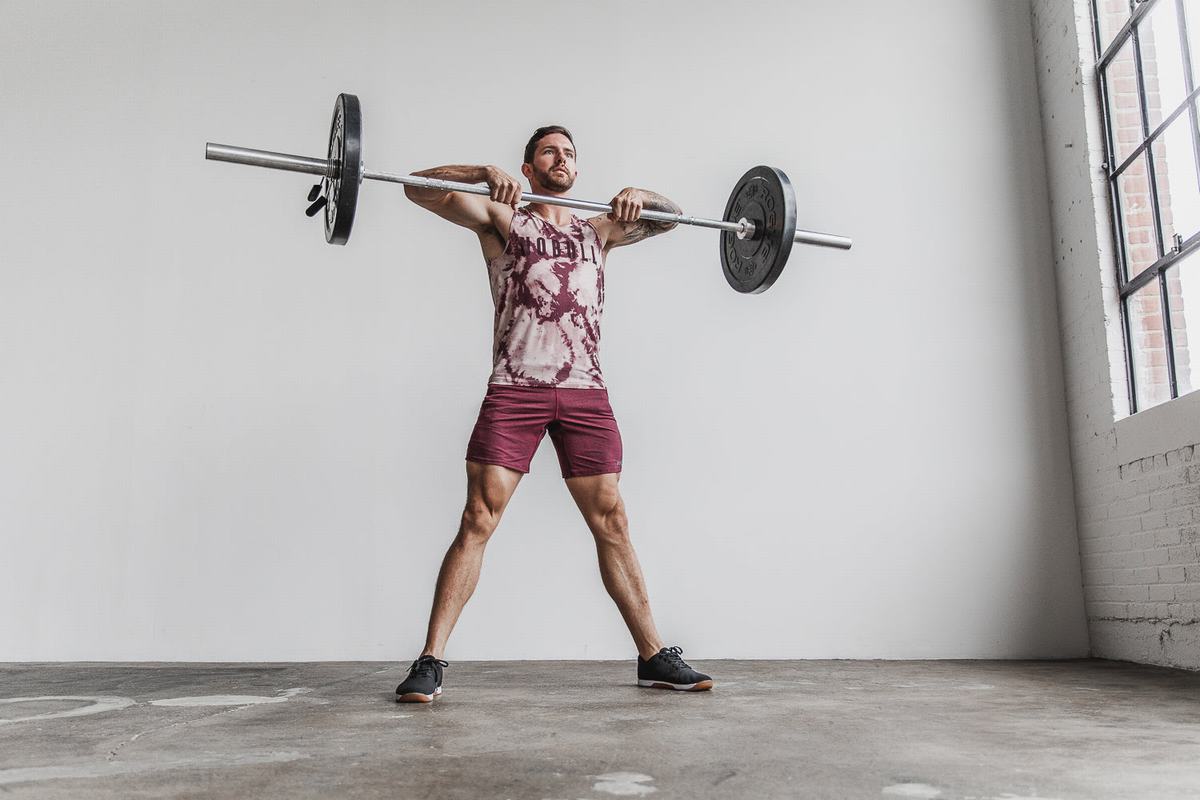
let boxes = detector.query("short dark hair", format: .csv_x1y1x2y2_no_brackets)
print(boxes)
523,125,575,165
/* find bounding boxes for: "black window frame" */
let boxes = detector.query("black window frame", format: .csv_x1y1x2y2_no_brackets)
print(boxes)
1091,0,1199,412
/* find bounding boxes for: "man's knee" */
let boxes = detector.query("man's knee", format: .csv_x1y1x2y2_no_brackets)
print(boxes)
590,497,630,547
457,501,501,546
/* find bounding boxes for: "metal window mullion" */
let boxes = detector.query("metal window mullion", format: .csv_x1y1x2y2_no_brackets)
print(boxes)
1119,227,1200,295
1115,173,1140,412
1132,25,1169,259
1176,0,1200,196
1107,83,1200,177
1121,292,1140,412
1101,85,1134,286
1158,269,1180,398
1169,0,1199,401
1094,0,1139,413
1099,0,1164,68
1131,4,1180,401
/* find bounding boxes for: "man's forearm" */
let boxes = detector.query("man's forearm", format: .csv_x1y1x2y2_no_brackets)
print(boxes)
405,165,493,203
615,189,682,245
639,189,682,228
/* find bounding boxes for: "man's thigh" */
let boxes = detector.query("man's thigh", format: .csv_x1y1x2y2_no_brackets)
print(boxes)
564,471,623,524
463,459,524,518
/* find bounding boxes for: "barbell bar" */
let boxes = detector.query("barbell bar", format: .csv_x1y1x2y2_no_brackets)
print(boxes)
205,141,852,251
205,93,852,294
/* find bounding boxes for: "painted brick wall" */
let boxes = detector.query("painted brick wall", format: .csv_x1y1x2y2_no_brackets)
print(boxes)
1032,0,1200,670
1081,446,1200,661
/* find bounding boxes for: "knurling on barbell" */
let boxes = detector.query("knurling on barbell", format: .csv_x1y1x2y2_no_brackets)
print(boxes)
205,93,852,293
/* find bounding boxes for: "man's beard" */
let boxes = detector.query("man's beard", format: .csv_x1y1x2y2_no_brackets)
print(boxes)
537,166,574,193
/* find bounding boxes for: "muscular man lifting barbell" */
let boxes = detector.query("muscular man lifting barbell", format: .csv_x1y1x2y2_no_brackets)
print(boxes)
392,126,714,702
204,93,853,701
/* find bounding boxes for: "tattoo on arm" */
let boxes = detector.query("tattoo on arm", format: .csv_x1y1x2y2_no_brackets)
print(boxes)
619,190,682,245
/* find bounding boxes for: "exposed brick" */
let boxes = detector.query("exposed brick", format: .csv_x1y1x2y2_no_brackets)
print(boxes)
1130,531,1156,550
1090,602,1130,619
1109,494,1152,517
1129,602,1159,617
1086,585,1126,602
1113,551,1145,568
1140,511,1169,530
1080,516,1141,539
1168,544,1200,565
1174,583,1200,602
1158,565,1187,583
1167,507,1196,526
1173,485,1200,506
1155,528,1183,547
1132,566,1159,584
1144,548,1169,566
1149,584,1175,602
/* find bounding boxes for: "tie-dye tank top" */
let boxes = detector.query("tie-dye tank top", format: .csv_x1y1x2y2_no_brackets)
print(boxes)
485,206,606,388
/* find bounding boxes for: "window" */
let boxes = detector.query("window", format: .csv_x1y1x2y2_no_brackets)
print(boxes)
1092,0,1200,412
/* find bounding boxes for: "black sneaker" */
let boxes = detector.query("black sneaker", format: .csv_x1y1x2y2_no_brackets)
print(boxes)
637,646,713,691
395,655,448,703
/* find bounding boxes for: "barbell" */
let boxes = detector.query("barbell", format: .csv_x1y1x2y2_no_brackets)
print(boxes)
205,93,852,294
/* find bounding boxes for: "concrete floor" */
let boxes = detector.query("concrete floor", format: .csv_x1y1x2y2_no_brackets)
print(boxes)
2,659,1199,799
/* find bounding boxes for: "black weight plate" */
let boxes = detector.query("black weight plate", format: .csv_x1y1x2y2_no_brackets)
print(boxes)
324,93,362,245
719,166,797,294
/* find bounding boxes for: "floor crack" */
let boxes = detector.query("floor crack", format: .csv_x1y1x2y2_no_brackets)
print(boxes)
106,704,266,762
106,664,397,761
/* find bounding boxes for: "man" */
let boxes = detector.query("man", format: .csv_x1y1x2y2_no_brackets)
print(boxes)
394,126,712,703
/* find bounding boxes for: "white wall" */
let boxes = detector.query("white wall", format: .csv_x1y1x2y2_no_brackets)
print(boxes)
1032,0,1200,670
0,0,1088,661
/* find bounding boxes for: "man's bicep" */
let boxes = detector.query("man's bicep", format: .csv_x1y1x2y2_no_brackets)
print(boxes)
598,218,663,250
486,202,516,241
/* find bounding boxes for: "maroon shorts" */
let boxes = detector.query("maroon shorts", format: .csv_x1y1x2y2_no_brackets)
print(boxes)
466,384,623,478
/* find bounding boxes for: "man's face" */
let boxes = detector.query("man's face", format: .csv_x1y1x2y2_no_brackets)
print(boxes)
523,133,577,193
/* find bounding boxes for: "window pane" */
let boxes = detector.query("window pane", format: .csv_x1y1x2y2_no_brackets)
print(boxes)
1169,256,1198,395
1139,0,1190,127
1105,36,1147,164
1116,153,1160,280
1097,0,1133,55
1150,103,1200,246
1128,279,1173,410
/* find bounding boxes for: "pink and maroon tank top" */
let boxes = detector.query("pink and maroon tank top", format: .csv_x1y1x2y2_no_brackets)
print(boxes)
485,207,606,389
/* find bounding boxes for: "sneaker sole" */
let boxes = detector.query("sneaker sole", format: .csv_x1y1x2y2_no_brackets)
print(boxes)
638,678,714,691
396,686,442,703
